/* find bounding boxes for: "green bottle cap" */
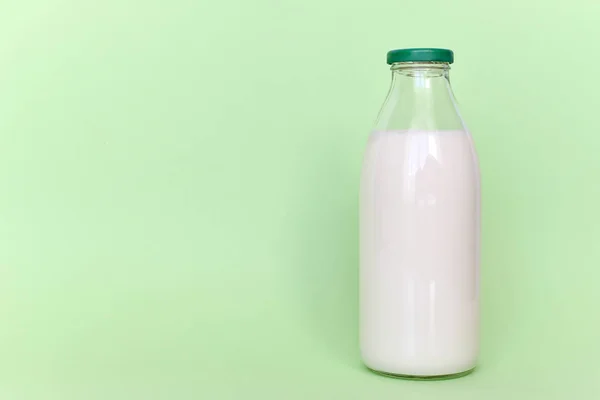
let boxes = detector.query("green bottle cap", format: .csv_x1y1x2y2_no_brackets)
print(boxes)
386,48,454,65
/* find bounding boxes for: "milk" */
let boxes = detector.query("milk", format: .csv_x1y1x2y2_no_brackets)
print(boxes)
360,129,480,377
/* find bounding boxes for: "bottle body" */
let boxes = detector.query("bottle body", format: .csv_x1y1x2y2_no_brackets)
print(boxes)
360,54,480,378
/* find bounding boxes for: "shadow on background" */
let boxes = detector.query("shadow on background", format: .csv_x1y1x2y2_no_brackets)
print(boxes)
289,145,361,367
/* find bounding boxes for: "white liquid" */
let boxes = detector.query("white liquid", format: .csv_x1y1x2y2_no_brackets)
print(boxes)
360,130,480,377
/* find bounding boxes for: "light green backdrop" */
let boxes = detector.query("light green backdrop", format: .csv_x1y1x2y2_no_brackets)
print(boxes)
0,0,599,398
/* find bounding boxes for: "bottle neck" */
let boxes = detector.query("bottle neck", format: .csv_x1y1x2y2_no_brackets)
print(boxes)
375,62,465,132
391,62,451,91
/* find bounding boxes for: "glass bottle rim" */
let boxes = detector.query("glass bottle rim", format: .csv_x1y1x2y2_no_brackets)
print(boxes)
390,62,450,71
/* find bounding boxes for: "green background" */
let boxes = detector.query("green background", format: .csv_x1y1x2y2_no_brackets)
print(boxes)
0,0,599,398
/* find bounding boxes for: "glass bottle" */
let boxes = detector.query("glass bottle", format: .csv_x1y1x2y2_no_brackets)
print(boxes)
360,48,480,379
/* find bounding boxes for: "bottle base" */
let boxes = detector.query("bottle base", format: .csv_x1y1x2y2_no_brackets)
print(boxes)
366,366,475,381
